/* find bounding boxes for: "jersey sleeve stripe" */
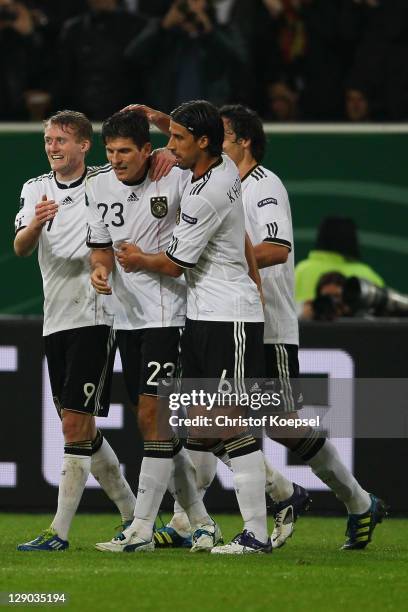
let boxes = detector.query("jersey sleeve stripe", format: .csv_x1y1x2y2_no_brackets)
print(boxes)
263,237,292,250
266,222,279,238
165,251,195,269
27,171,53,185
86,240,113,249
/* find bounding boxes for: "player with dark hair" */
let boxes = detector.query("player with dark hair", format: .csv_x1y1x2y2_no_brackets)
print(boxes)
14,110,137,552
101,109,151,149
219,104,266,163
220,104,387,550
87,109,220,553
111,100,275,554
170,100,224,158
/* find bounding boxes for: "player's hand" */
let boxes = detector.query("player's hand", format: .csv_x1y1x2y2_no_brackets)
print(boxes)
121,104,157,123
150,148,177,181
120,104,171,134
34,194,58,228
91,265,112,294
115,242,143,273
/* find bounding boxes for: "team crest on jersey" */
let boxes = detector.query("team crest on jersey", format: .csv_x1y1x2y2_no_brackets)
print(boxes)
150,196,168,219
176,206,181,225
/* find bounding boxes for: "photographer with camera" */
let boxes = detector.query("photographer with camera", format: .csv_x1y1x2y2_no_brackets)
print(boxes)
295,216,385,304
125,0,250,113
300,272,350,321
300,271,408,320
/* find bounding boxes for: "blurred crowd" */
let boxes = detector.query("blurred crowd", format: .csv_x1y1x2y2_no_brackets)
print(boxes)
2,0,408,122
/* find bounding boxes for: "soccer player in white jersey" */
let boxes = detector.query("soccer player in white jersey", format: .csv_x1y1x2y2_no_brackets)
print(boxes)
14,111,137,552
86,110,221,553
220,104,387,550
112,100,275,554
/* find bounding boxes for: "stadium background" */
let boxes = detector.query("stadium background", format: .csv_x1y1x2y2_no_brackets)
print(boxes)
1,125,408,315
1,124,407,514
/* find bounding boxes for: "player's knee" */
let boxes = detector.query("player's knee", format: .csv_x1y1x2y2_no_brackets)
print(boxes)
61,409,94,442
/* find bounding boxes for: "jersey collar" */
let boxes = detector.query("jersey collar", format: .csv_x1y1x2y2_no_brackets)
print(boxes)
241,164,259,183
191,156,223,183
54,167,87,190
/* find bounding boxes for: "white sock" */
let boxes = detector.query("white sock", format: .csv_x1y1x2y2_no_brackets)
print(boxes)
124,457,172,541
51,454,91,540
91,438,136,522
188,449,218,496
230,451,268,543
308,439,371,514
213,448,294,503
170,450,218,533
168,449,212,531
264,457,294,502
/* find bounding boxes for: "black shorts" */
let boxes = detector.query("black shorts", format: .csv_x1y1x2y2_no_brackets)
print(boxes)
264,343,303,413
181,318,265,386
44,325,116,418
116,327,181,404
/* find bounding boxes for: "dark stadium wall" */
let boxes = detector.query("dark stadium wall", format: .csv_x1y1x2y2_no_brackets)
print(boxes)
1,318,407,514
2,126,408,315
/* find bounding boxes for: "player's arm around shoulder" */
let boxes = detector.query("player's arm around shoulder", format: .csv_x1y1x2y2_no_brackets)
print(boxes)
149,147,177,181
14,191,58,257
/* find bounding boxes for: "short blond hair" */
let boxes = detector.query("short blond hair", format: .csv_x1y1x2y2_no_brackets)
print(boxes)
44,110,93,143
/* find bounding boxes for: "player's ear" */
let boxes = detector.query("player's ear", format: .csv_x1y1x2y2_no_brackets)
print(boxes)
142,142,152,157
198,135,209,151
241,137,251,151
81,140,91,154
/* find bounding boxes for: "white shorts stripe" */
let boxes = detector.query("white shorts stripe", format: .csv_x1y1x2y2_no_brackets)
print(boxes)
233,322,246,396
94,327,116,415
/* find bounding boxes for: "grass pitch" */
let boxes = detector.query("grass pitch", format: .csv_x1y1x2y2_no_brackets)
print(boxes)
1,513,407,612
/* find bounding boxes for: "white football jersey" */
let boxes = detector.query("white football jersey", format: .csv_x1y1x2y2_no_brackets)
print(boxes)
15,169,113,336
166,154,264,323
86,164,187,330
242,164,299,345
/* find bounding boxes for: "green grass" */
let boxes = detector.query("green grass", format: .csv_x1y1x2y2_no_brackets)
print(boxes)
0,514,407,612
